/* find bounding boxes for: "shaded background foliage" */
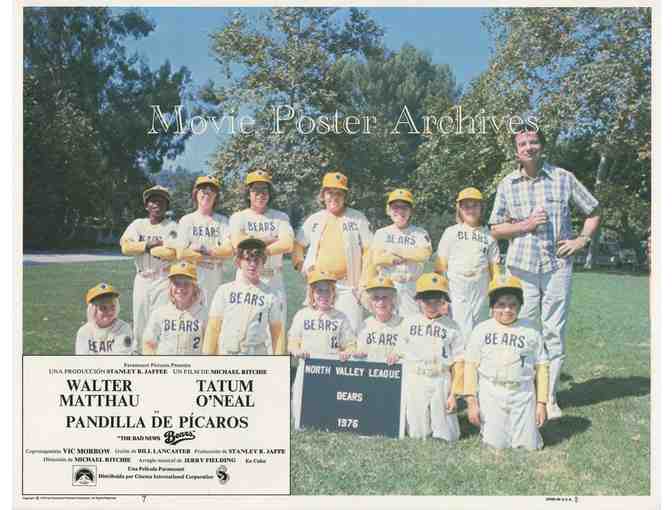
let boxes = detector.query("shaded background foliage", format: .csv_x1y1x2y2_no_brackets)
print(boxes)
23,7,193,247
23,7,651,257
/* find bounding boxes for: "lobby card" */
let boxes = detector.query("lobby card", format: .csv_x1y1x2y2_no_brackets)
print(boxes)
20,356,289,499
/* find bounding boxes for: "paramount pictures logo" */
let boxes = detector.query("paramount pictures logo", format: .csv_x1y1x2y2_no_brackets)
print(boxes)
72,466,96,486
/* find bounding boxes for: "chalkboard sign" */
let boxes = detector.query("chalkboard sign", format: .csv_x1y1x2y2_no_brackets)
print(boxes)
298,358,404,438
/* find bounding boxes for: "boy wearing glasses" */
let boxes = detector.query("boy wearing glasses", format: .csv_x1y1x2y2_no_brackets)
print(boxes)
463,275,549,450
229,169,294,342
202,238,285,355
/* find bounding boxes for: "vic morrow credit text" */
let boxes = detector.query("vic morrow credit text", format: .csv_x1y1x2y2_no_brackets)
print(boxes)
53,364,264,429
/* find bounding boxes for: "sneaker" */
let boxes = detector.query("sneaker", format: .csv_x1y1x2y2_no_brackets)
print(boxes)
546,400,563,420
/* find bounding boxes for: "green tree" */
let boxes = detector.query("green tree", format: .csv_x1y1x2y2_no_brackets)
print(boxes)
23,7,194,246
154,165,200,221
203,7,384,222
327,44,458,230
484,7,651,258
416,7,650,252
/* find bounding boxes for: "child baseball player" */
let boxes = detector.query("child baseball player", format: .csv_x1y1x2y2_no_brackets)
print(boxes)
435,187,500,340
202,238,285,356
287,270,356,429
463,275,549,450
120,185,179,349
388,273,464,442
371,189,432,318
292,171,373,332
177,175,234,307
350,275,403,362
229,169,295,339
142,261,208,355
75,283,134,355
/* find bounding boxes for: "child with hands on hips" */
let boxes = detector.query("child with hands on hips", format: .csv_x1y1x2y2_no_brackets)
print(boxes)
463,275,549,450
387,273,465,442
76,283,134,355
142,261,208,355
350,276,404,363
288,270,356,428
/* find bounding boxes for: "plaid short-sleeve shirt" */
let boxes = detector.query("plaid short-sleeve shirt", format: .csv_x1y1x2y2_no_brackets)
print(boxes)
488,162,599,273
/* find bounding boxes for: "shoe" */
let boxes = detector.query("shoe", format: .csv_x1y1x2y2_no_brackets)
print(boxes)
546,400,563,420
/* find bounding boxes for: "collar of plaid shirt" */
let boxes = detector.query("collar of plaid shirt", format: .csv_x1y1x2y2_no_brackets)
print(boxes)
513,161,554,181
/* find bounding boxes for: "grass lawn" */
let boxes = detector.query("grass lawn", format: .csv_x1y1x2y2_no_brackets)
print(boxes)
22,260,650,495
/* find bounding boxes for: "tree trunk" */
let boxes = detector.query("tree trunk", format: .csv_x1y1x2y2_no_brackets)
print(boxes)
584,152,608,269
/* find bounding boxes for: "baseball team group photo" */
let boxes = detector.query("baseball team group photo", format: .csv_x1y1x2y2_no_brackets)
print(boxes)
22,6,651,496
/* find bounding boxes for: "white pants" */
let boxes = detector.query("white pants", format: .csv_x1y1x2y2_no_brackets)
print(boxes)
335,281,364,332
197,264,224,311
404,370,459,442
292,359,306,430
262,273,286,354
478,377,543,450
448,272,489,342
132,274,169,352
395,280,421,319
509,263,573,404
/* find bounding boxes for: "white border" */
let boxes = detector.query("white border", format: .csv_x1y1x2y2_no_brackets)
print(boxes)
9,2,663,509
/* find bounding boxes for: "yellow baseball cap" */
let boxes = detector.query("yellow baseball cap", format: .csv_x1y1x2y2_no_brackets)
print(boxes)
245,169,273,186
415,272,449,299
322,172,349,191
307,270,338,285
488,274,524,305
194,175,221,190
364,275,396,291
456,187,483,202
169,261,198,280
85,282,119,304
142,185,170,204
387,188,414,206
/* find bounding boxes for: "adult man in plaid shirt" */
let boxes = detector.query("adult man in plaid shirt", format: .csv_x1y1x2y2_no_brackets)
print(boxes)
489,125,601,420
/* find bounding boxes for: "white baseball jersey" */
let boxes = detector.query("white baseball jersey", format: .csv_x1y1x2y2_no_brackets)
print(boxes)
121,218,179,273
436,224,499,277
355,315,404,362
178,211,230,262
396,313,463,442
209,280,281,353
372,224,432,282
288,307,355,358
466,318,547,450
397,313,465,371
466,318,547,383
144,301,208,355
75,320,134,355
229,208,294,271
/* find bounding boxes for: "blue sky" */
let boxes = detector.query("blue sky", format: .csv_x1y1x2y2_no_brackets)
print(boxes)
122,7,494,175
